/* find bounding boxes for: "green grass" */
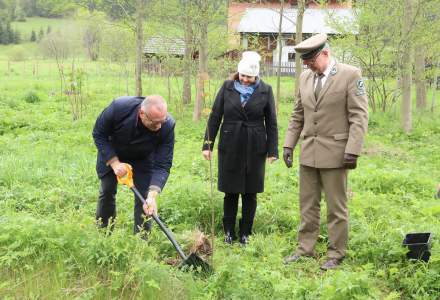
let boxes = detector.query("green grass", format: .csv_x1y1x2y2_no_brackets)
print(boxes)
0,58,439,299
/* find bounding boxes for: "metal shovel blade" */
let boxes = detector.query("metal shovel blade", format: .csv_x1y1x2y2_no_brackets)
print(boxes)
179,253,213,274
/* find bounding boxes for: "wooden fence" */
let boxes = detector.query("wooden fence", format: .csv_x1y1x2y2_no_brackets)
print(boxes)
260,62,296,77
143,61,298,77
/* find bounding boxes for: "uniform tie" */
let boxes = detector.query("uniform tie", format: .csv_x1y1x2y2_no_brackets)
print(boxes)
314,73,324,100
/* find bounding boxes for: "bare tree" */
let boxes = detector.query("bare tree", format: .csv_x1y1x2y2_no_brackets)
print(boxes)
275,0,284,112
135,0,147,97
182,0,194,105
401,0,414,133
414,45,427,109
83,23,101,61
194,6,208,121
432,60,438,112
192,0,226,121
294,0,305,97
76,0,151,97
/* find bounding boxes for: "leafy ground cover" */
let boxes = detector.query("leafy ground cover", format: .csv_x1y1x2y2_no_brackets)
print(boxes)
0,60,439,299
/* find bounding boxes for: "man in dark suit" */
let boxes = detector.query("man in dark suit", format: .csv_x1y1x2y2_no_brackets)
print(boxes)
93,95,175,235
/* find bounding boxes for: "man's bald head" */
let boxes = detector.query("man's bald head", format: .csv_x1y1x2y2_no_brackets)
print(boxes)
141,95,167,114
139,95,168,131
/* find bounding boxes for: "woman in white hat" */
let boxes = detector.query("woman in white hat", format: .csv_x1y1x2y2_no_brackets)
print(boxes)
202,51,278,245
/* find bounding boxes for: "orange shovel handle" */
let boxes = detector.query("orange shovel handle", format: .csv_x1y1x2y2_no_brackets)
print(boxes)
116,163,134,188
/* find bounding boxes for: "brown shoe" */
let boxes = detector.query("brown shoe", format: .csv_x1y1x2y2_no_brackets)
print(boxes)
320,258,343,270
283,254,302,264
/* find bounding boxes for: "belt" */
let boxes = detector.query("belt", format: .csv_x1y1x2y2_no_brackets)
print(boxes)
223,120,264,128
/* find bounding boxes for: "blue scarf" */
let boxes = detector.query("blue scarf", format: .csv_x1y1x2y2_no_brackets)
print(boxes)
233,79,260,107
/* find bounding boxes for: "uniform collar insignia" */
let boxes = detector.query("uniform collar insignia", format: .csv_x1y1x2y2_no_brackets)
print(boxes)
330,66,337,75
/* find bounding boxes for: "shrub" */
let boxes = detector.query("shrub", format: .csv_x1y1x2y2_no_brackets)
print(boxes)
23,91,41,103
8,46,28,61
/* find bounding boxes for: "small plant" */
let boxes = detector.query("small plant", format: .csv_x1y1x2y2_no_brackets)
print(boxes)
23,91,41,103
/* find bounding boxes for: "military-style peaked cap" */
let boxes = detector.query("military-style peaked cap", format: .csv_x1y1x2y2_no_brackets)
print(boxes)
294,33,328,60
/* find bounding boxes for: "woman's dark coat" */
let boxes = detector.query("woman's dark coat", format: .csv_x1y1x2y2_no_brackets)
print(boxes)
203,79,278,193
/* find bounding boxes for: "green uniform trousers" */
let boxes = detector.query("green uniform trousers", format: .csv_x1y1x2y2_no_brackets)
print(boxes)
296,165,348,259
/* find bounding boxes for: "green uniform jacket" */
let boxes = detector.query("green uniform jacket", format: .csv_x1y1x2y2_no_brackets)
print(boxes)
284,62,368,168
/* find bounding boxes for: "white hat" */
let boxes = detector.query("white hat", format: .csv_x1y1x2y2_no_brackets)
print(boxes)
237,51,261,77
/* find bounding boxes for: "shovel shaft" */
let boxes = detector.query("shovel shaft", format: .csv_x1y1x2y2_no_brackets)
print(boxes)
130,187,187,260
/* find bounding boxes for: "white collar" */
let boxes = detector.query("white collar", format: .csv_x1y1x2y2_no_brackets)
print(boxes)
316,59,335,77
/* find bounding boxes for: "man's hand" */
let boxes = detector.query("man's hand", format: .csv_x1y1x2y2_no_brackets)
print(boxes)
343,153,358,169
110,160,127,177
202,150,212,161
143,191,158,216
283,147,293,168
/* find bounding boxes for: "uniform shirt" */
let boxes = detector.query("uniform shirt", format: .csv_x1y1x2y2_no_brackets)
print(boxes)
313,59,336,90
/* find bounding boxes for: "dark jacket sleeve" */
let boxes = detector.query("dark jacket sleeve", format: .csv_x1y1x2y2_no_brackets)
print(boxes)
92,102,117,163
149,119,175,191
264,85,279,158
202,81,226,151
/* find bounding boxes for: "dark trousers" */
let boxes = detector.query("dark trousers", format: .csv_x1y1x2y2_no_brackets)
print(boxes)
96,171,152,234
223,193,257,237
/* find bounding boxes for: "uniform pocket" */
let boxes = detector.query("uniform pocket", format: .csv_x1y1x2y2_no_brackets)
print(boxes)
333,133,349,140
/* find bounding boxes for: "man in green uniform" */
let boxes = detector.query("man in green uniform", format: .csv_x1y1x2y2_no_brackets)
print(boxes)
283,33,368,270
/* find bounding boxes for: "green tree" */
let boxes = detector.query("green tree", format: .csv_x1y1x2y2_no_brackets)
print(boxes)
0,22,4,44
37,27,44,41
30,29,36,41
13,28,20,43
20,0,38,17
15,2,26,21
76,0,157,96
5,22,13,43
35,0,76,17
83,22,101,61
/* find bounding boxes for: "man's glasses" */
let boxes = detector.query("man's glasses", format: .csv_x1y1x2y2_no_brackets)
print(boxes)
143,113,168,126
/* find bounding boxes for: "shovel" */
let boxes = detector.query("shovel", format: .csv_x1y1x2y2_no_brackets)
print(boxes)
117,163,213,274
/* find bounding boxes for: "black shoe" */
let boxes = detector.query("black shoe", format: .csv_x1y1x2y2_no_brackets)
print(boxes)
238,218,252,246
239,235,249,245
224,232,234,245
223,217,236,245
320,258,344,270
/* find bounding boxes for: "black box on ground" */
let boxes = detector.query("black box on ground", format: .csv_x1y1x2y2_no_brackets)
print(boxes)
402,232,432,262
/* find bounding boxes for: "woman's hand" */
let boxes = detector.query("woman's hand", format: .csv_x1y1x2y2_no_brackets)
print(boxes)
267,156,278,164
202,150,212,161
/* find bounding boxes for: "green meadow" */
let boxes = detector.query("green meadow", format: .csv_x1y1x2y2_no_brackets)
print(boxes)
0,18,440,300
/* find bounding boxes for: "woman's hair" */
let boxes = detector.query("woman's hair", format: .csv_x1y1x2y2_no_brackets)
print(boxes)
229,72,260,81
229,72,239,81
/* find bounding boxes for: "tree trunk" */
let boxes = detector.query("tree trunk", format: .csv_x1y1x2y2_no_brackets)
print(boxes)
432,60,438,113
415,45,426,109
182,6,192,105
275,0,284,113
194,18,208,121
401,0,413,133
135,0,145,97
294,0,305,97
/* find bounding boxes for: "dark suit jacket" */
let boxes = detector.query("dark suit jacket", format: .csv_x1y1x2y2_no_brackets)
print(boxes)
92,96,175,191
203,80,278,193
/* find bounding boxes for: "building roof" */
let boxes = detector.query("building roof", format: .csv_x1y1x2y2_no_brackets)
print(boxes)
143,37,185,56
237,8,356,34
